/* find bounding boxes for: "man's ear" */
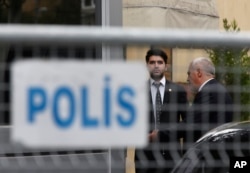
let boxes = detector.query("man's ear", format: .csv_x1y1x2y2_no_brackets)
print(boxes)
165,64,170,72
197,68,202,77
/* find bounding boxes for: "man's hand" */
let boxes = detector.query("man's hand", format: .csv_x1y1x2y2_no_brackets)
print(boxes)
148,129,159,142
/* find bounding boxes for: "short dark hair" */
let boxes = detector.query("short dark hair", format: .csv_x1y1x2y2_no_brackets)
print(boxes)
145,49,168,63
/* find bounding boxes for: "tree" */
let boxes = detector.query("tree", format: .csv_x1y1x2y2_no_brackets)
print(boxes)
206,19,250,121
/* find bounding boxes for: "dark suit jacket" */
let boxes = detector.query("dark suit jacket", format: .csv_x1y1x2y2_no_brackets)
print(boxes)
135,80,188,171
187,79,233,143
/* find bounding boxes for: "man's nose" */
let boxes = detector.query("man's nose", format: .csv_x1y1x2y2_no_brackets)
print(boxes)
155,62,160,67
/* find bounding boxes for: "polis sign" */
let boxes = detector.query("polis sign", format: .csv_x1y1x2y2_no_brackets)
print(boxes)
11,60,148,148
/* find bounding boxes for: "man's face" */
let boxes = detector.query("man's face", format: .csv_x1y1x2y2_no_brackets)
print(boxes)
147,55,166,81
187,65,200,92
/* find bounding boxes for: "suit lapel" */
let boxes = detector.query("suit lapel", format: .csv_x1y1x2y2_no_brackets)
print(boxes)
148,81,154,128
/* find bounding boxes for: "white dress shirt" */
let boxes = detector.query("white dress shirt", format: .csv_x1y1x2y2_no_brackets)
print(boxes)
150,77,166,129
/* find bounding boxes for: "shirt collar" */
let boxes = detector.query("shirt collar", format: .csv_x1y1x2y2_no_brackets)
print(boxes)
150,77,166,87
198,78,214,92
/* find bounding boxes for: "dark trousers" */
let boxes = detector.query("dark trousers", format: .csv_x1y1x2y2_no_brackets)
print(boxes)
135,148,176,173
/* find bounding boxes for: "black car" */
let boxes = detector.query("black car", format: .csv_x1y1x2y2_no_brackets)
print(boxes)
171,121,250,173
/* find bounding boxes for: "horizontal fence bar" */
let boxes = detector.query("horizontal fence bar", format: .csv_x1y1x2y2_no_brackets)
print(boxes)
0,24,250,48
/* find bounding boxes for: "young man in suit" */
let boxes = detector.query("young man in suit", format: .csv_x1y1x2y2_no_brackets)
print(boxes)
186,57,233,145
135,49,188,173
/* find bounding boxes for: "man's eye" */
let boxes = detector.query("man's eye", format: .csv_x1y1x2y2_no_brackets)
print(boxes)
157,61,163,64
149,61,155,64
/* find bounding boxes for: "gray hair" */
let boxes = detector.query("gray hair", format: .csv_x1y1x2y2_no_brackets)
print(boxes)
191,57,215,76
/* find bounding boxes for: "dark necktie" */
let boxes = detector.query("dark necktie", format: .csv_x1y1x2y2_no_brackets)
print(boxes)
154,82,162,129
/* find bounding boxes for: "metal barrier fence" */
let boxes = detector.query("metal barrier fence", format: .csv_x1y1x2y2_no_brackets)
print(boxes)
0,24,250,173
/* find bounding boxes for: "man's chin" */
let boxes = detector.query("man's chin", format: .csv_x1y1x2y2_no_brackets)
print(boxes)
151,74,163,80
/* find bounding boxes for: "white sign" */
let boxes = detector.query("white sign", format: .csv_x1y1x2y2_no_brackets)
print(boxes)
11,60,148,148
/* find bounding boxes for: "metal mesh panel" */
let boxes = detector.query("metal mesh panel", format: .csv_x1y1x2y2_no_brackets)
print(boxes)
0,25,250,173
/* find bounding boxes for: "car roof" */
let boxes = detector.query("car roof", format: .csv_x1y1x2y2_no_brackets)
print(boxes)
196,120,250,144
171,121,250,173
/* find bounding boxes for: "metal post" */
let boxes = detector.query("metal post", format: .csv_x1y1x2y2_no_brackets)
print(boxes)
100,0,125,173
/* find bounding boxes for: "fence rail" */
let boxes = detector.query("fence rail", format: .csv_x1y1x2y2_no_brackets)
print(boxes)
0,24,250,48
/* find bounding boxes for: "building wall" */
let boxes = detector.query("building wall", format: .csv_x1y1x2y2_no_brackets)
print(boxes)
216,0,250,31
123,0,219,83
123,0,250,83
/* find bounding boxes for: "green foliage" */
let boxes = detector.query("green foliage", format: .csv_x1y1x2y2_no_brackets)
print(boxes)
206,19,250,121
